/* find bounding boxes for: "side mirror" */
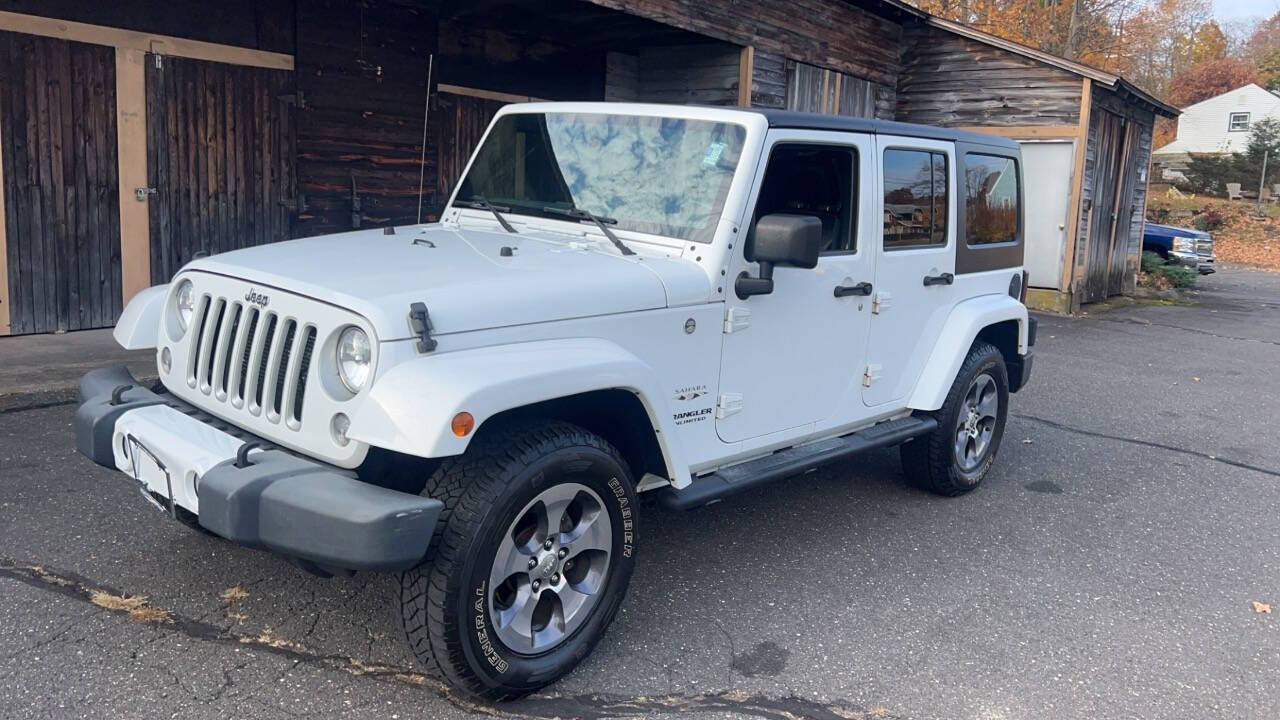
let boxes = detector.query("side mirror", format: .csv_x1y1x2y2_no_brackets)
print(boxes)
736,214,822,299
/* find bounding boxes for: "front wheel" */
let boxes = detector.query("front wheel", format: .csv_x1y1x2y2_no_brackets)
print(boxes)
901,341,1009,496
399,420,638,700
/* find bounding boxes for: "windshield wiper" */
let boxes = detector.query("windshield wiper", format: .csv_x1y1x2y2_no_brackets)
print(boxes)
455,197,518,234
542,206,635,256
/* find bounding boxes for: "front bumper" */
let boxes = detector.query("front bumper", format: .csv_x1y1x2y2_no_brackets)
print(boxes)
1169,251,1199,269
74,366,441,572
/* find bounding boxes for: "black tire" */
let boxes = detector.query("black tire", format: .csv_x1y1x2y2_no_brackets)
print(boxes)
399,419,639,700
900,341,1009,496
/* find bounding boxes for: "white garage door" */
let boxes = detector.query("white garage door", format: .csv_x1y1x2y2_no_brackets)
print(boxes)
1020,141,1075,291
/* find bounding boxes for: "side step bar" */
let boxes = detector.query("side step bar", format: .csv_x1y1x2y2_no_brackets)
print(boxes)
656,415,938,511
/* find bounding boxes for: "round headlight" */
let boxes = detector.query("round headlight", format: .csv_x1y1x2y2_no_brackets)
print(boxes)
175,280,195,332
336,326,372,394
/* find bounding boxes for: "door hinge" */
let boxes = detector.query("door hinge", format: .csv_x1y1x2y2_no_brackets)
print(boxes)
872,291,892,314
278,91,308,110
716,393,743,419
134,187,157,202
862,364,882,387
723,307,751,334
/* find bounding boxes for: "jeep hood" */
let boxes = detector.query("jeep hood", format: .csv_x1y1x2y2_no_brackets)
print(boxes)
184,225,711,341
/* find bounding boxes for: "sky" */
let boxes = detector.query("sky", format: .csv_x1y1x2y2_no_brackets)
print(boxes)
1214,0,1279,22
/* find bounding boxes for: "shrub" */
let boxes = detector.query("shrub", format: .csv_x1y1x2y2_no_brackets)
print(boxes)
1192,209,1226,232
1146,205,1172,224
1162,264,1199,288
1141,250,1166,274
1139,251,1198,289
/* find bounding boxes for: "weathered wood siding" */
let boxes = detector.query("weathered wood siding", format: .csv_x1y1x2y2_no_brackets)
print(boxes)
433,92,505,206
750,50,787,109
293,0,437,235
604,45,741,106
0,0,296,54
786,61,890,119
638,44,741,106
0,32,121,335
1092,87,1155,297
586,0,903,87
896,24,1082,127
436,20,604,102
145,55,296,284
605,52,639,102
1081,108,1124,303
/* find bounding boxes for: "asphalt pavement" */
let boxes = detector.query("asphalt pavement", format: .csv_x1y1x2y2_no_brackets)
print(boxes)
2,267,1277,720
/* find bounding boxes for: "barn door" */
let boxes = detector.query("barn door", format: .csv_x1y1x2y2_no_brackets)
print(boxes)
434,91,505,213
0,32,121,335
1106,122,1141,296
145,54,296,284
1083,110,1125,304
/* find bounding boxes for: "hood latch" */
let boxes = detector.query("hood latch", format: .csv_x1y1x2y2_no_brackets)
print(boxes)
408,302,438,353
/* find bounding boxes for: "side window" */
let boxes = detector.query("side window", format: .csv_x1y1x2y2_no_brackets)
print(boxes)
964,154,1020,246
754,144,858,254
882,149,948,249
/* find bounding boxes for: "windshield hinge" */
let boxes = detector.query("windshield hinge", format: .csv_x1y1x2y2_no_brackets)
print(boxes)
408,302,438,353
723,307,751,334
863,364,882,387
716,393,743,419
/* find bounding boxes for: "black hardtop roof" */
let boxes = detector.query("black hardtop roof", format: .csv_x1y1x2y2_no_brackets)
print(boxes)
755,109,1022,152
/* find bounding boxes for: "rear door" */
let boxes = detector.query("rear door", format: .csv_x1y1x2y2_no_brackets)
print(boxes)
863,136,957,407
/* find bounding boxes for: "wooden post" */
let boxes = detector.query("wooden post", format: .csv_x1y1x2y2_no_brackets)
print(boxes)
0,104,8,336
116,47,150,304
1061,77,1092,303
738,46,755,108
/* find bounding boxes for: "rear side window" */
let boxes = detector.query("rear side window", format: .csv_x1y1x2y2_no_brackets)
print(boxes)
964,154,1019,246
883,149,948,249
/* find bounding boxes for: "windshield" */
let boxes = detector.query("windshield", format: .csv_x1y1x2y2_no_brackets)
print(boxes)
455,112,748,244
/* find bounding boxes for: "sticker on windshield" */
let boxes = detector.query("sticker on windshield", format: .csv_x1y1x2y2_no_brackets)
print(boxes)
702,142,727,168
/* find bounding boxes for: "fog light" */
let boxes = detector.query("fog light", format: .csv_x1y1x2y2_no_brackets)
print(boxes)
331,413,351,447
160,347,172,374
451,412,475,437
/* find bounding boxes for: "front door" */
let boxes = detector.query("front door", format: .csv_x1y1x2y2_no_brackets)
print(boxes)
863,136,958,407
716,130,877,443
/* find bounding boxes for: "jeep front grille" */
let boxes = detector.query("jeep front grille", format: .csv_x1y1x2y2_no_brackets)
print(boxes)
185,293,318,431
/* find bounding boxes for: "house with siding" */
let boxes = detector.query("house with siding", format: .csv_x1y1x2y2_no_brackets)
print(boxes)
0,0,1174,335
1152,84,1280,181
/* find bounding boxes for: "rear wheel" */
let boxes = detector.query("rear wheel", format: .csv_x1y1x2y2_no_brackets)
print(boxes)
901,341,1009,496
399,420,638,700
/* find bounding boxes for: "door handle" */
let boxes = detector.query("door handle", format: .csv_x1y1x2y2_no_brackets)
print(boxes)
834,282,873,297
922,272,954,287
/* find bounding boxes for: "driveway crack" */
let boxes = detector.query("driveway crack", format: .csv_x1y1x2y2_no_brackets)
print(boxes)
0,558,887,720
1013,413,1280,478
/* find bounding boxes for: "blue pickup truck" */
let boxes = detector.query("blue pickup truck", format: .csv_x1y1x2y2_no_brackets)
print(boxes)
1142,223,1216,275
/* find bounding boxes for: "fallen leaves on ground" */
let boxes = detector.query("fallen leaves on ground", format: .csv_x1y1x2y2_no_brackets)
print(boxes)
219,585,248,606
1252,601,1272,615
1149,198,1280,271
89,591,173,624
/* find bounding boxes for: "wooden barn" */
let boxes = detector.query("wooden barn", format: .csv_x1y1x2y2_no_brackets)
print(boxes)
0,0,1172,334
895,18,1178,313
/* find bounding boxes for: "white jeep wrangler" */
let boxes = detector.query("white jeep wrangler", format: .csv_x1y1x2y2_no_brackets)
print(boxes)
75,102,1034,699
